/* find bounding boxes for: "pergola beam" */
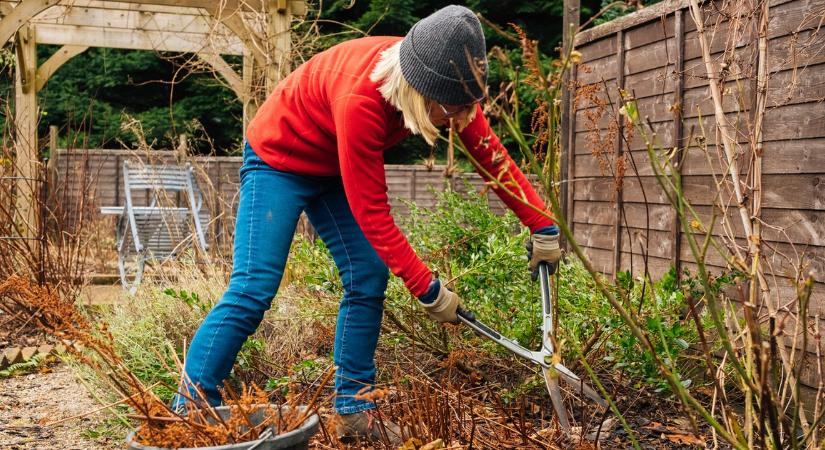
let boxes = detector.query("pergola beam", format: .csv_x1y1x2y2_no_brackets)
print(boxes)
33,23,245,54
25,2,244,36
0,0,56,45
109,0,265,13
0,0,305,45
196,50,243,100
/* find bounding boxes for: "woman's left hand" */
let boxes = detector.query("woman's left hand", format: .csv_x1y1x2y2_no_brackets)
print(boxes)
527,225,561,279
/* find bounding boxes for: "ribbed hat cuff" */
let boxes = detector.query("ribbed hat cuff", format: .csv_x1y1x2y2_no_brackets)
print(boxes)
401,58,483,105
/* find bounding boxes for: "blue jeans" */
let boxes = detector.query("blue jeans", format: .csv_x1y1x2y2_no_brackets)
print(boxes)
177,143,389,414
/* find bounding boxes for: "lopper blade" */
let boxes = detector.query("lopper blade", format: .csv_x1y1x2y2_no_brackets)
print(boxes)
543,367,571,431
554,364,608,408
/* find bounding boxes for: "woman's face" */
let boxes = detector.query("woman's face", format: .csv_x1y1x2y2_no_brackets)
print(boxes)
428,100,477,130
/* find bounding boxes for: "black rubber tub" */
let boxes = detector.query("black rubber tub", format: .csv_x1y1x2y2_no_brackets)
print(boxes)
125,405,319,450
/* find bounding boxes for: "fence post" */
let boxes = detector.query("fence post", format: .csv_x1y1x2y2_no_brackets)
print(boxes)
38,162,46,285
176,134,188,163
46,125,59,203
48,125,57,158
671,10,686,278
612,30,626,278
560,0,580,251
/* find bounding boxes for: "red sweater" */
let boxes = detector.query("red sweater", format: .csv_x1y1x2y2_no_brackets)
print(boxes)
246,36,554,297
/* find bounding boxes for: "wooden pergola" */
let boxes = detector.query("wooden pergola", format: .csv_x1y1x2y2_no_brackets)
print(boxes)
0,0,305,239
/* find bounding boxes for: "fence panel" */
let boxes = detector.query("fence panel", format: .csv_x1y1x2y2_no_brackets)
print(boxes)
567,0,825,388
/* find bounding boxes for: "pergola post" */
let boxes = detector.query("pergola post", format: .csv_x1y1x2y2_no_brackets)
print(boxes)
13,24,38,241
242,50,256,132
265,0,292,93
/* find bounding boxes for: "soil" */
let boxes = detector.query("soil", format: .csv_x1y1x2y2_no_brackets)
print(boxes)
0,364,118,450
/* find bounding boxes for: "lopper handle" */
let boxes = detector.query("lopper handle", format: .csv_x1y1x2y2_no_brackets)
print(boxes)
456,306,476,322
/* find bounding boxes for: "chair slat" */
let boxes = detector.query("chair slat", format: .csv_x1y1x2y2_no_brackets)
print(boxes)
126,165,190,191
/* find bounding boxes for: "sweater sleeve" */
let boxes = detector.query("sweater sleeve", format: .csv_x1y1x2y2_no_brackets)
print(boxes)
333,94,433,297
458,104,555,232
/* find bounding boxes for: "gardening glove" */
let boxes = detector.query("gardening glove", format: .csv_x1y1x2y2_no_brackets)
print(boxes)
417,278,462,324
527,225,561,280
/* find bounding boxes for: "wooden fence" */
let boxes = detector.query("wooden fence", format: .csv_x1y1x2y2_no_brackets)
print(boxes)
54,149,509,250
563,0,824,387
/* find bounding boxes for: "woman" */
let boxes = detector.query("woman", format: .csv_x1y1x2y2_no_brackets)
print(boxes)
177,5,561,445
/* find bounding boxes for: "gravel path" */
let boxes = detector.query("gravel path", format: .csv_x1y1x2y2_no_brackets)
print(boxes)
0,365,118,450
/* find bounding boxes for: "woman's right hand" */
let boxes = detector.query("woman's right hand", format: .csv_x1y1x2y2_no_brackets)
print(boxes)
417,278,462,323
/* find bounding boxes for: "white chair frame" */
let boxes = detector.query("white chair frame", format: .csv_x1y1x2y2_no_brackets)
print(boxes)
101,160,209,293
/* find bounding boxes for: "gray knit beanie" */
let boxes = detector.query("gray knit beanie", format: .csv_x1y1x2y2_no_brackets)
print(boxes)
399,5,487,106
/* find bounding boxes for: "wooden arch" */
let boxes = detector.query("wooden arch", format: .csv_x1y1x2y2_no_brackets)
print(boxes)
0,0,305,239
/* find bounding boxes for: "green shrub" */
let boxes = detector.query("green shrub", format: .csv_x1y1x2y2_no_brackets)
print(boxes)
293,185,734,396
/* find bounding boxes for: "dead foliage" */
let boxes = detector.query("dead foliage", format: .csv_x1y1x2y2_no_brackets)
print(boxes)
0,275,324,448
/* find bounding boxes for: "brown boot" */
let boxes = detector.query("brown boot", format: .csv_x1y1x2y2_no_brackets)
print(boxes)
336,409,404,446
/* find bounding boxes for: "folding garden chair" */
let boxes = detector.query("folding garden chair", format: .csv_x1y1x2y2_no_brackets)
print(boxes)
100,160,209,294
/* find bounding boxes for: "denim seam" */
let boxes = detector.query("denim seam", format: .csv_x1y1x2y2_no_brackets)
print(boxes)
194,166,257,386
322,197,365,413
320,197,355,295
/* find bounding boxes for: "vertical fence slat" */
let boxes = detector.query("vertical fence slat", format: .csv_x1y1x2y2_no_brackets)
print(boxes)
612,30,626,278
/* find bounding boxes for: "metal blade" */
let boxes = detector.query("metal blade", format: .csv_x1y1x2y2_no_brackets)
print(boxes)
458,307,607,409
457,309,544,364
554,364,607,408
543,367,570,431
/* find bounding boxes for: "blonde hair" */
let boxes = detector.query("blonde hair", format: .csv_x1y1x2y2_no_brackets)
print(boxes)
370,42,440,146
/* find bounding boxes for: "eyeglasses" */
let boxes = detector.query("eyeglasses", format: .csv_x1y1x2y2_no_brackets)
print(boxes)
436,97,485,118
437,103,470,118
